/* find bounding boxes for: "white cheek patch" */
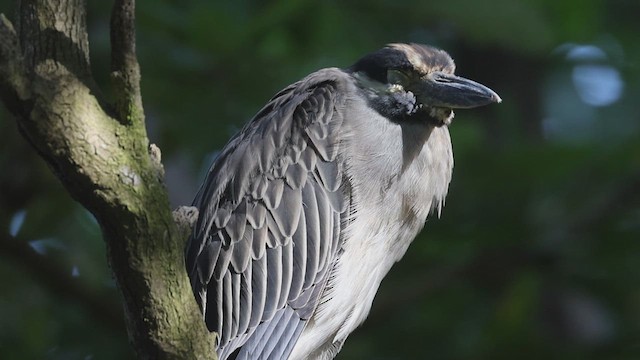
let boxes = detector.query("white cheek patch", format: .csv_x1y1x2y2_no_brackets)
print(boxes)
429,107,455,126
389,84,405,93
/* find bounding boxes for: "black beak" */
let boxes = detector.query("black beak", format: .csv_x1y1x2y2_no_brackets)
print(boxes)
417,72,501,109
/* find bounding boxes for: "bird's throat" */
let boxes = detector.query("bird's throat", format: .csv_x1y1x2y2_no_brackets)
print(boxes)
426,107,454,127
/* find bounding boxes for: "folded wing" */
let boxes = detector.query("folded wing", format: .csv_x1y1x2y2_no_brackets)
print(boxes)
185,69,351,360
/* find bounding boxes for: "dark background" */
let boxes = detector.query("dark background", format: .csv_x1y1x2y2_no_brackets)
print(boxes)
1,0,639,359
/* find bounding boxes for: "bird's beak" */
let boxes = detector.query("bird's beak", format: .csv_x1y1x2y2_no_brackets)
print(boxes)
417,72,501,109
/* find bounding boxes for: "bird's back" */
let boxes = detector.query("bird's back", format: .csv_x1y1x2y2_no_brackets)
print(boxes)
186,68,356,360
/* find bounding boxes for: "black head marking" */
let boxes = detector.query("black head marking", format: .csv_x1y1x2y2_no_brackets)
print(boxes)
349,47,414,83
349,43,456,83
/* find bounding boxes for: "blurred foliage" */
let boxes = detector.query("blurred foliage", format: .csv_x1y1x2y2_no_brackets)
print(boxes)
1,0,639,359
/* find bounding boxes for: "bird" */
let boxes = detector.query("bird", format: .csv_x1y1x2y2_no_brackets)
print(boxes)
185,43,501,360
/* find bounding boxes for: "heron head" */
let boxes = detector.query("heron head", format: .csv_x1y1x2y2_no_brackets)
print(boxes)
350,43,501,125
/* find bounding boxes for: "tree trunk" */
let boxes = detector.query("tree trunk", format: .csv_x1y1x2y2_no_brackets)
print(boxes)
0,1,216,358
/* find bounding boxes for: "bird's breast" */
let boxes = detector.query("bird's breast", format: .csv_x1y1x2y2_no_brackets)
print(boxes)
290,95,453,359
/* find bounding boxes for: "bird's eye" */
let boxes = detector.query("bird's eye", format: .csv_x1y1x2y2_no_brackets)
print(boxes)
387,69,410,85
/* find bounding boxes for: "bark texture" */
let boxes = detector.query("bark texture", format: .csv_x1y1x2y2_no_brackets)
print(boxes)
0,1,216,358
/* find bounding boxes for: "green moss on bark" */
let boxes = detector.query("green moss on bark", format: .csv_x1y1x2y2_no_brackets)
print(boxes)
0,1,217,358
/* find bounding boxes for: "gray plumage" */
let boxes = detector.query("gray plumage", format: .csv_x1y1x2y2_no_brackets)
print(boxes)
185,43,500,360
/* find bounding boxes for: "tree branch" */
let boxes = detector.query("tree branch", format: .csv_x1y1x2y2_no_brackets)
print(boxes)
110,0,143,125
0,13,30,116
0,1,215,358
18,0,92,81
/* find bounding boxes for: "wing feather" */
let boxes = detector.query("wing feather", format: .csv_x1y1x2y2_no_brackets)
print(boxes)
264,246,282,319
289,206,307,300
237,264,252,336
249,252,267,329
285,163,308,188
271,185,302,238
299,145,318,172
278,240,294,309
304,180,323,288
316,160,339,192
231,272,241,341
225,200,247,243
230,224,252,273
251,224,267,259
246,201,267,229
221,272,233,345
196,239,220,286
263,178,284,210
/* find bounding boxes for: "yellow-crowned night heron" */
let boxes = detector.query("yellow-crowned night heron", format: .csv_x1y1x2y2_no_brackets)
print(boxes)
186,43,501,360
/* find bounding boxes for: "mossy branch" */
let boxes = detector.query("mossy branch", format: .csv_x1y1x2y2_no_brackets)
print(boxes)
110,0,144,126
0,0,216,358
